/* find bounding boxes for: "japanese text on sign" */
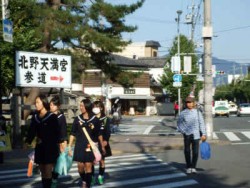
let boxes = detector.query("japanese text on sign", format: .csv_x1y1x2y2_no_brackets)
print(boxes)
15,51,71,88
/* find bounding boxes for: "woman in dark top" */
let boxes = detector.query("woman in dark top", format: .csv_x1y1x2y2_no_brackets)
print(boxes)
50,96,68,151
50,95,68,187
68,99,102,188
25,94,61,188
92,100,112,185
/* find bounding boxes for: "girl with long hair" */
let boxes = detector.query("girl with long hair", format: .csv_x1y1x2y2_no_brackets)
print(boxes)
25,94,61,188
68,98,102,188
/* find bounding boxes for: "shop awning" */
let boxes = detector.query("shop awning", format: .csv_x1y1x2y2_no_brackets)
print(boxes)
110,95,155,100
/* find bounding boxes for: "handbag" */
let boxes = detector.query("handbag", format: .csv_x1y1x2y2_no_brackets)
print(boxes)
200,141,211,160
0,134,12,152
82,127,102,163
54,152,67,175
27,151,35,177
197,109,203,137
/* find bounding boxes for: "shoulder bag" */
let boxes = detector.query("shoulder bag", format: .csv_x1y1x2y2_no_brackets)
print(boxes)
82,127,101,163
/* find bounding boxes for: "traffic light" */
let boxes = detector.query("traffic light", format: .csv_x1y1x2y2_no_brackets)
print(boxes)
216,71,225,75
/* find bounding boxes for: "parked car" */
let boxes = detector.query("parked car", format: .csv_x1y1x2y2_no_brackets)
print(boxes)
237,103,250,117
228,101,238,114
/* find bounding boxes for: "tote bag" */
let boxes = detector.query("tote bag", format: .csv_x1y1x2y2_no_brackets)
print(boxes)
200,141,211,160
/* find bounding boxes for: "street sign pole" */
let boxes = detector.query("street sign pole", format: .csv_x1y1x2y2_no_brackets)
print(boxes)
1,0,12,115
176,10,182,116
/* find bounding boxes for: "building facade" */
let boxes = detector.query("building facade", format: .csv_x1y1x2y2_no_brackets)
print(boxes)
114,40,161,59
78,41,167,116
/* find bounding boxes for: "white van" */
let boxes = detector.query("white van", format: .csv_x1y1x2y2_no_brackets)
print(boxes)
214,100,229,117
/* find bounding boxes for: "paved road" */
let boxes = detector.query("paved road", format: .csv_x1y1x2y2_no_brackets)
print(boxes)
154,144,250,188
0,153,200,188
116,115,250,144
1,115,250,187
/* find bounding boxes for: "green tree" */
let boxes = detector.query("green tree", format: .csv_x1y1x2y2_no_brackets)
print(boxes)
160,35,202,102
214,74,250,103
233,75,250,103
214,84,234,101
2,0,144,118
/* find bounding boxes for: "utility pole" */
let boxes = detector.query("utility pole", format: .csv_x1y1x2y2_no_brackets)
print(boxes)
203,0,213,140
185,0,202,43
190,0,196,42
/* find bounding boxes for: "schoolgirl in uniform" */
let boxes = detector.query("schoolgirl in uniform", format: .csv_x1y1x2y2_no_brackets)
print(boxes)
50,95,68,187
92,100,112,185
68,99,102,188
25,94,61,188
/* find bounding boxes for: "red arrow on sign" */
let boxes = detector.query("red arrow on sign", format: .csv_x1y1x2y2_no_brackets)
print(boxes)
50,76,64,82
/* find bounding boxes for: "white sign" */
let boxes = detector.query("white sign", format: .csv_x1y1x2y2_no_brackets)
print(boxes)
3,19,13,43
173,74,182,82
196,74,204,82
2,0,9,19
15,51,72,88
173,82,182,87
171,56,181,73
184,56,192,73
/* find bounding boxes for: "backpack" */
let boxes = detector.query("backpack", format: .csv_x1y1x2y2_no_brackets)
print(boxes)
200,141,211,160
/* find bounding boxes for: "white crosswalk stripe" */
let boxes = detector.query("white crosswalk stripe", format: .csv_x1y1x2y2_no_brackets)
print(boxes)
0,153,199,188
241,131,250,139
214,131,250,144
224,132,241,141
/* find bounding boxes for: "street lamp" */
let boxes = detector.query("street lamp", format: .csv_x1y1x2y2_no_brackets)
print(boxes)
176,10,182,115
176,10,182,57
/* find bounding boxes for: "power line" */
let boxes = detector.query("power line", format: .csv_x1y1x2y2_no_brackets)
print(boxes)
127,16,179,25
214,25,250,34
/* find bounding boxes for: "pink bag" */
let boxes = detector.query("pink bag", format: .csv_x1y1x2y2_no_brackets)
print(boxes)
82,127,101,163
92,142,102,164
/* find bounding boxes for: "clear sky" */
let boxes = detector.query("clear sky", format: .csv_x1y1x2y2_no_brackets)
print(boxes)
108,0,250,64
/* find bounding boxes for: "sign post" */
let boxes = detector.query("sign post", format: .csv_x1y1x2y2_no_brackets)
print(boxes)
173,74,182,115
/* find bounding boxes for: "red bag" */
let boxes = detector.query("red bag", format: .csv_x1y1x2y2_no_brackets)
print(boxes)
27,159,33,177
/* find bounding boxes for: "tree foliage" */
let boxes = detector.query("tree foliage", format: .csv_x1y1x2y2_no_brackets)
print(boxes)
160,35,203,102
0,0,145,95
214,74,250,103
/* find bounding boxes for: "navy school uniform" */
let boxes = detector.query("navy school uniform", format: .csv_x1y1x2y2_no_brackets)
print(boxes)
26,112,61,164
57,112,68,143
70,114,101,163
99,116,112,158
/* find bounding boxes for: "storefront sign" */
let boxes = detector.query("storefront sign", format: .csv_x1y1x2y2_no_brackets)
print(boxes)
124,88,135,94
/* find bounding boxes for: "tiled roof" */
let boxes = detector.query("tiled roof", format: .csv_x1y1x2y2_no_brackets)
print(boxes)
110,55,167,68
145,40,161,48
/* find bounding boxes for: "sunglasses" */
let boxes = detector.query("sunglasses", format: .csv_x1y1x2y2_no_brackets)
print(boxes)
186,101,192,103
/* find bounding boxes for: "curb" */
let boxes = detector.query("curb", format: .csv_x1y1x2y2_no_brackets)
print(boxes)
109,135,230,155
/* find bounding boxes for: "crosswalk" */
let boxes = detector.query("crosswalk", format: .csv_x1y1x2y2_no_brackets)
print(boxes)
0,153,199,188
213,131,250,144
116,125,250,144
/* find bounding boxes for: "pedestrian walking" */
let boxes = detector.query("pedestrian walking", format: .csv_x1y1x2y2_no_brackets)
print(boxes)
91,100,112,185
111,103,121,132
177,96,207,174
25,94,61,188
50,95,68,187
174,101,179,118
68,99,102,188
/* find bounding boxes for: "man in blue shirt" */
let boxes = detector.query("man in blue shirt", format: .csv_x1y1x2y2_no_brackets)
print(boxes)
177,96,207,174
